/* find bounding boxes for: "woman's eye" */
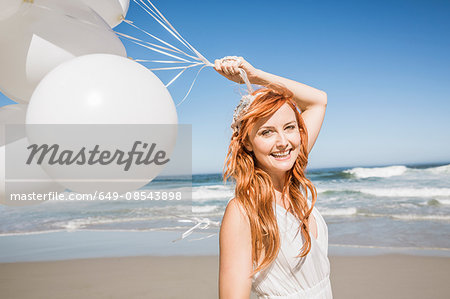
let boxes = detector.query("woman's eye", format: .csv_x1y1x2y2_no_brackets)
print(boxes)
286,125,296,130
261,130,272,136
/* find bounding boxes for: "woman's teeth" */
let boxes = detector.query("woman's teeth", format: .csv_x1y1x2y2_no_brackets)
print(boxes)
271,150,290,157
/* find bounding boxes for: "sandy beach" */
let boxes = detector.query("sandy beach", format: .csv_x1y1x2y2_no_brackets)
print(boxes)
1,254,449,299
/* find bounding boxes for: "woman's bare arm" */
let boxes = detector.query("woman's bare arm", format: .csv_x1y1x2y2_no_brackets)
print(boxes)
219,198,253,299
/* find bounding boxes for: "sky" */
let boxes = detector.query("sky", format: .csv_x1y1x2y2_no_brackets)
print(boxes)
1,0,449,174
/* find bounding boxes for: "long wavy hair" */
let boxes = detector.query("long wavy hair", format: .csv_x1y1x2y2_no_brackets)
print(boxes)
223,84,318,276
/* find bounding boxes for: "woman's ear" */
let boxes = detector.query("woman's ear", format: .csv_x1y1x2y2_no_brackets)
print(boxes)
243,139,253,152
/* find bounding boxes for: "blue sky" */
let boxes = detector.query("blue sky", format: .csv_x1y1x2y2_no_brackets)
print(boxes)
1,0,449,174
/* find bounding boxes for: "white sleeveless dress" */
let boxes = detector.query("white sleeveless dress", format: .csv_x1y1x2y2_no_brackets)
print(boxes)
252,203,332,298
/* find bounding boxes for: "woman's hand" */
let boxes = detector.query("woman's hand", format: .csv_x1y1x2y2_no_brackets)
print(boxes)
214,56,260,84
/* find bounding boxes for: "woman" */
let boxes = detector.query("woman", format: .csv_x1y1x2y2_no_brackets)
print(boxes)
215,57,330,298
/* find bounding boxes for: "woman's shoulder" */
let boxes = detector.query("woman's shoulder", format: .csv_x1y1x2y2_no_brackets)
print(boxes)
221,198,250,233
223,198,250,225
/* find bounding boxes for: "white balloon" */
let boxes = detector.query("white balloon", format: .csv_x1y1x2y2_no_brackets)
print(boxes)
80,0,130,28
26,54,178,195
0,0,21,21
27,54,177,125
0,136,66,206
0,104,28,146
0,0,127,104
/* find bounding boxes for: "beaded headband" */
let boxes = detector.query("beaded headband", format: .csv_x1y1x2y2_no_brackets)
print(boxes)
231,92,263,132
230,89,298,132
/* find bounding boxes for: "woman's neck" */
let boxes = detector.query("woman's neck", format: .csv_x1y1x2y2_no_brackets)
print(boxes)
273,187,290,208
269,173,286,191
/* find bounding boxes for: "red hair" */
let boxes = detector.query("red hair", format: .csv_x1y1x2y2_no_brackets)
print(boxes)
223,85,317,276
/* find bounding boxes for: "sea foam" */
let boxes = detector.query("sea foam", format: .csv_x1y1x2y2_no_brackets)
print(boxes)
192,185,233,201
343,165,408,179
319,207,358,216
359,187,450,198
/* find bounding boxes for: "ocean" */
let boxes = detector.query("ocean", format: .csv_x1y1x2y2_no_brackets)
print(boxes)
1,162,449,260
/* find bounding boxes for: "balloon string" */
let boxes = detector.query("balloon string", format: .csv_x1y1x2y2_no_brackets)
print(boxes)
133,0,201,61
116,29,189,58
141,0,213,66
187,233,217,242
138,0,200,58
135,60,197,64
123,37,194,63
130,1,251,97
120,21,199,61
175,65,209,107
165,67,188,87
151,63,202,72
117,0,219,106
239,69,254,94
134,0,165,24
172,217,220,242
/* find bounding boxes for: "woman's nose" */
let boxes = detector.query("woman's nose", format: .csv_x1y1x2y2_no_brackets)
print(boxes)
276,132,289,147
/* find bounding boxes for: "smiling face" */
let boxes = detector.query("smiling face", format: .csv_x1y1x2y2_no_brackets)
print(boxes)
244,103,301,179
